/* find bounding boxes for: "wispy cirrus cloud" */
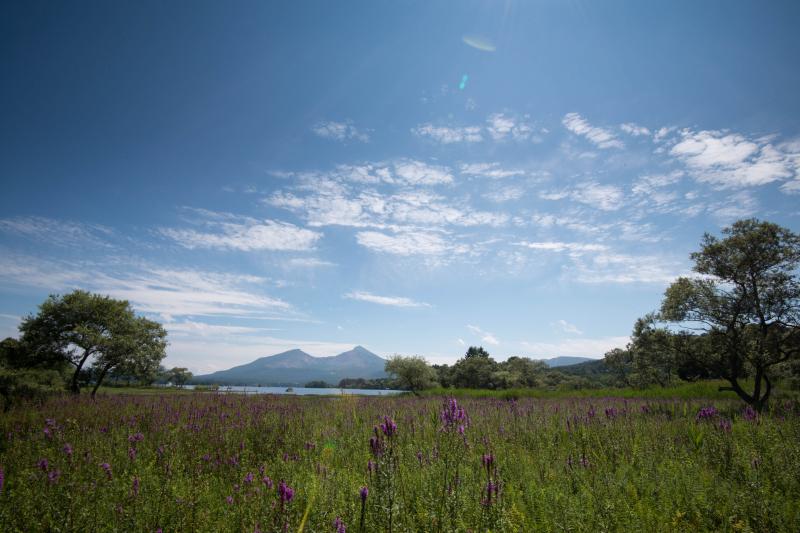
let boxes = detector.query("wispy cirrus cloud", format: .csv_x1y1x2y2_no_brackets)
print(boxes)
562,112,624,149
344,291,430,308
412,124,483,143
160,213,322,252
514,241,607,254
541,182,625,211
0,252,297,320
355,230,462,256
467,324,500,345
555,319,583,335
460,162,526,179
312,120,370,142
620,122,651,136
413,113,544,144
0,216,115,248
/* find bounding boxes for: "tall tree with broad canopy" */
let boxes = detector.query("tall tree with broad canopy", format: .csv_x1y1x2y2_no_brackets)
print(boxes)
19,290,168,395
384,355,437,392
660,219,800,411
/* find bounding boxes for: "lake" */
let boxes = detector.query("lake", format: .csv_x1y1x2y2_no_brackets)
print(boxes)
181,384,405,396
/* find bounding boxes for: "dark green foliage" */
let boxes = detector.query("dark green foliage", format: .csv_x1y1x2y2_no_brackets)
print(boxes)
304,380,332,388
18,290,168,395
337,377,393,389
659,219,800,410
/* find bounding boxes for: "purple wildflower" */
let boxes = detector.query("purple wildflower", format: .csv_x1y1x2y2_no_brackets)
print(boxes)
359,486,369,502
743,405,758,422
48,469,61,484
380,416,397,438
718,418,732,433
226,495,234,505
63,443,73,459
43,427,52,439
278,480,294,503
334,517,346,533
37,458,49,471
128,447,137,461
696,406,718,421
262,476,273,489
441,398,467,430
244,472,254,484
132,476,140,497
128,432,144,443
0,466,4,494
100,462,112,480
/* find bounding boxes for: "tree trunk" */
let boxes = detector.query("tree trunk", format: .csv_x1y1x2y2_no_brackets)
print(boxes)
70,368,81,394
70,349,93,394
90,365,112,399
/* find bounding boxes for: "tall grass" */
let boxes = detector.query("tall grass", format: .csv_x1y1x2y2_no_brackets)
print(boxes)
0,392,798,531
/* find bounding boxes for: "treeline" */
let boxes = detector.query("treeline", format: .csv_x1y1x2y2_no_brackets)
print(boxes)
384,348,611,393
387,219,800,412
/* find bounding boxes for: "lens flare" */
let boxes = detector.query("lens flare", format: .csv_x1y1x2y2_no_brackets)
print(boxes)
462,34,496,52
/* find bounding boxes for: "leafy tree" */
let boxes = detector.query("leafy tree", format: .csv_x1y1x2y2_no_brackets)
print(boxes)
464,346,491,359
660,219,800,410
384,355,438,392
18,290,168,395
89,317,167,396
604,314,676,388
495,356,547,388
167,367,193,388
451,347,498,389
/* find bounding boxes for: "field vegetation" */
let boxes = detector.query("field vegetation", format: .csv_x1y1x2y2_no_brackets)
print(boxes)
1,392,799,532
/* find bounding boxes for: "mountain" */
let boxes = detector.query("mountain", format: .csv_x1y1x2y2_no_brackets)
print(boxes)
192,346,387,386
541,356,595,367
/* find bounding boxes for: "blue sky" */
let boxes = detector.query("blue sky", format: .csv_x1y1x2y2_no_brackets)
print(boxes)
2,1,799,373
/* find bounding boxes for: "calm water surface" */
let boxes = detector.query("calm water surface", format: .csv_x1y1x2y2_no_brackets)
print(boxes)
182,385,404,396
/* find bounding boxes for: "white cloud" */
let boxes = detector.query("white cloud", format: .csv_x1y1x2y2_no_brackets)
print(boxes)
484,186,525,203
412,124,483,143
620,123,651,136
467,324,500,345
710,191,759,222
161,218,321,252
412,113,542,144
460,162,525,179
555,319,583,335
286,258,336,268
514,241,607,254
521,336,629,358
393,159,454,185
486,113,535,141
0,216,114,248
0,253,296,320
267,169,509,232
344,291,430,308
355,230,457,256
562,113,624,149
631,171,683,196
542,182,624,211
566,251,683,284
670,129,799,188
312,120,370,142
